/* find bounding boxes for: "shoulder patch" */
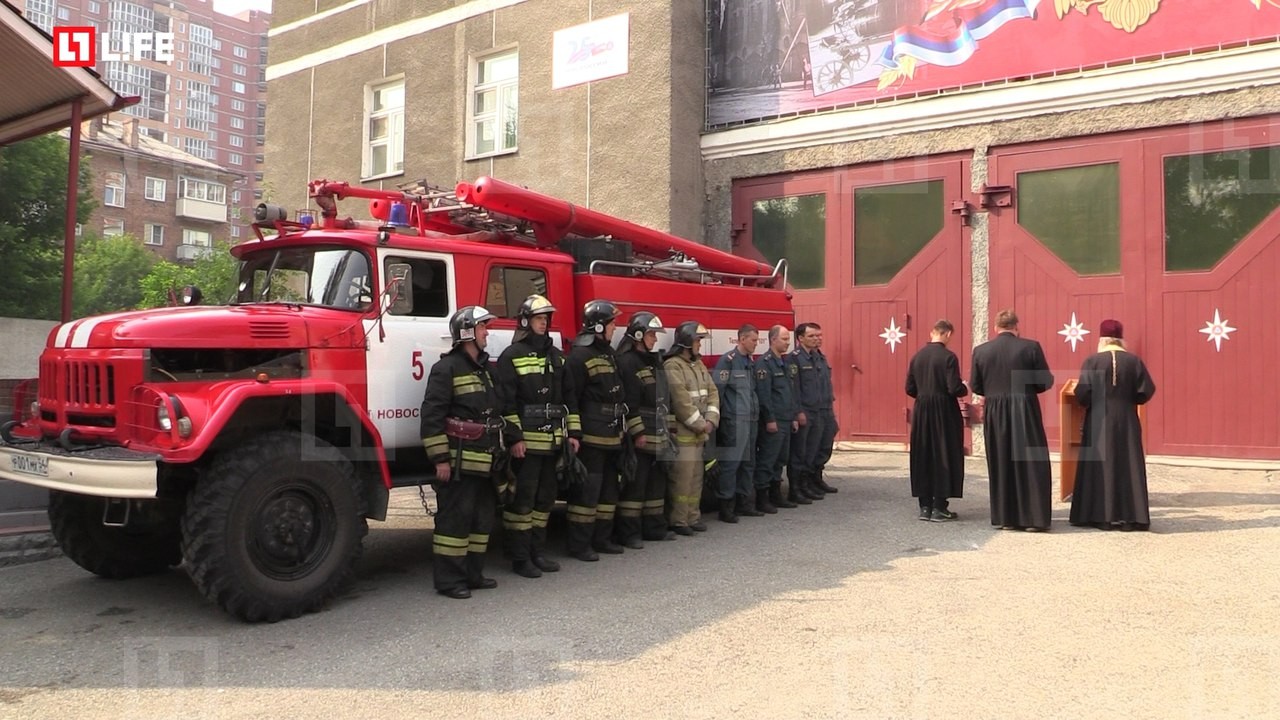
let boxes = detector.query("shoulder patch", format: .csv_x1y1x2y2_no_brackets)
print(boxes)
756,368,767,380
718,369,729,381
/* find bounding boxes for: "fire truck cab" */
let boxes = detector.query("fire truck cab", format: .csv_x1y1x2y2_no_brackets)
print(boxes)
0,176,793,622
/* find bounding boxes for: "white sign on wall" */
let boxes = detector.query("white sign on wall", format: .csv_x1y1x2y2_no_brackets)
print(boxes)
552,13,630,90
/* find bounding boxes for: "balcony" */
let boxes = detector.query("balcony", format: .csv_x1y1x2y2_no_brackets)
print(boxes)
175,197,228,222
176,244,216,261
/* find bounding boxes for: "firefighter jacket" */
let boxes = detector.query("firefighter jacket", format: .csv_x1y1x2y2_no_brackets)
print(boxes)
617,344,670,454
494,332,569,456
565,334,626,449
712,349,760,423
789,346,835,412
664,352,721,445
754,350,797,424
420,346,516,476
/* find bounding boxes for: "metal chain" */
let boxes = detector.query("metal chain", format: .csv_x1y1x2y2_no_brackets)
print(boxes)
416,478,436,517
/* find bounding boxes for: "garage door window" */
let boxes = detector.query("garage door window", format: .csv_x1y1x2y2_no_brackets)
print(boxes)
853,180,943,285
1164,146,1280,272
752,194,826,289
1017,163,1120,275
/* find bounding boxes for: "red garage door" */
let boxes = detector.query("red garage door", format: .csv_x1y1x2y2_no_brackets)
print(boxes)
990,116,1280,459
733,154,971,444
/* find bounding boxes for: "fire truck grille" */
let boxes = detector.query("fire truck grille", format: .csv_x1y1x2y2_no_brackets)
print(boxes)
249,320,291,339
41,358,117,411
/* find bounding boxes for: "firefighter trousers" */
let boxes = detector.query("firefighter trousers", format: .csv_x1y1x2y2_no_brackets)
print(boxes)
566,445,619,554
790,408,838,479
754,421,790,491
668,442,705,528
432,471,496,592
616,451,670,543
502,453,558,563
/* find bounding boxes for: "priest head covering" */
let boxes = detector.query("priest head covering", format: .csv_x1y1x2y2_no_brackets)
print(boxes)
1099,319,1123,339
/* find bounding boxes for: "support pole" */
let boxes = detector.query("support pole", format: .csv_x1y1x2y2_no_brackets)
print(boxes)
61,98,83,323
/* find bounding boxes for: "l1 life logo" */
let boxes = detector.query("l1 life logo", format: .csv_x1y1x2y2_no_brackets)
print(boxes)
53,26,175,67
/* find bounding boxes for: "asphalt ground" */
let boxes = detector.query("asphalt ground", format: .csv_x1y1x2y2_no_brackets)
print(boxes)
1,452,1277,719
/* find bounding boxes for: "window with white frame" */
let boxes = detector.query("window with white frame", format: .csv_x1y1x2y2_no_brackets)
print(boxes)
232,81,246,94
144,224,164,245
145,176,166,201
182,228,213,246
230,116,245,130
230,225,242,238
24,0,55,32
363,79,404,178
233,45,247,58
229,135,243,148
233,63,246,76
188,24,214,75
467,49,519,158
104,172,126,207
103,218,125,236
229,153,243,165
232,190,242,204
231,99,245,112
56,7,70,21
184,137,209,158
75,223,83,237
89,1,101,13
180,177,226,204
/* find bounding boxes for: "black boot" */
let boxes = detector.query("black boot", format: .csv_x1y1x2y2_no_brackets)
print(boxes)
814,469,838,494
771,482,797,509
756,488,778,514
718,498,739,523
737,494,764,517
512,560,542,578
787,475,812,505
531,555,561,573
801,473,825,501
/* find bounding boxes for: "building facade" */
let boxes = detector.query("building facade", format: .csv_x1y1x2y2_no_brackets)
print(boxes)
73,116,239,262
265,0,1280,461
17,0,268,237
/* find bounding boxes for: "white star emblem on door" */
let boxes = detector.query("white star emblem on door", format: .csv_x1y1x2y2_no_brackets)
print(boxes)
1057,312,1090,352
879,318,905,353
1198,309,1237,352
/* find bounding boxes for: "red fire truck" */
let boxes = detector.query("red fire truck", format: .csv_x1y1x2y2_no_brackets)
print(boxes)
0,177,793,622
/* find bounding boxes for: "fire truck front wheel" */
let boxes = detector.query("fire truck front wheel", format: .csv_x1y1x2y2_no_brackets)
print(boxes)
48,491,183,579
181,432,369,622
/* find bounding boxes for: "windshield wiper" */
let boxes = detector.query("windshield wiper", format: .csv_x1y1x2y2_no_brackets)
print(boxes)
256,250,283,302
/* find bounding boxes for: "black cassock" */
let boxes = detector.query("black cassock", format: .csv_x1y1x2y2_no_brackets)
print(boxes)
970,332,1055,530
906,342,969,505
1069,348,1156,530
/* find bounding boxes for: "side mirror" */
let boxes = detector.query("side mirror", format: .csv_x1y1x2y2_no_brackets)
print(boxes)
386,263,413,315
180,285,203,306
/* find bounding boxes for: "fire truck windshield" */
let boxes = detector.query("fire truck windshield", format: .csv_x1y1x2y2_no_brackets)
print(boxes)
233,247,374,311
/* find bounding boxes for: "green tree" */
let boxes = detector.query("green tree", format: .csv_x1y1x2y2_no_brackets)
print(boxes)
72,234,158,317
0,134,96,320
139,241,240,308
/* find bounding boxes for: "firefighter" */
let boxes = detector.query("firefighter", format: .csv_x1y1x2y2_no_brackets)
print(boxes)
788,322,839,501
494,294,572,579
664,320,720,536
753,324,799,512
712,324,764,523
563,299,628,561
615,311,676,546
420,305,515,599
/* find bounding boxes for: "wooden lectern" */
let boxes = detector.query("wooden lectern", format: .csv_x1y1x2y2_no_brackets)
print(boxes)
1058,379,1145,501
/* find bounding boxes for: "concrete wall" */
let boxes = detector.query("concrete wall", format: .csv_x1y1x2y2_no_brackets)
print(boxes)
0,317,54,533
267,0,707,240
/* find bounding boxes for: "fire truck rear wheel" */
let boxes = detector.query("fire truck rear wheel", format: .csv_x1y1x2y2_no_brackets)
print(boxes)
47,490,182,579
181,432,368,622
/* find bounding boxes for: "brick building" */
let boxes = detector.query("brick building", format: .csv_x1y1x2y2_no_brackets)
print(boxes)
16,0,269,235
71,115,240,261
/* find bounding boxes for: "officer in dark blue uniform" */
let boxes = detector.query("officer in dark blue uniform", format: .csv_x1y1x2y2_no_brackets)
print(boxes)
788,322,839,501
712,324,762,523
753,325,799,512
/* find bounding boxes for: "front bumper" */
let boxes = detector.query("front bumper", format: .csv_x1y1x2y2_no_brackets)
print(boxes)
0,439,159,498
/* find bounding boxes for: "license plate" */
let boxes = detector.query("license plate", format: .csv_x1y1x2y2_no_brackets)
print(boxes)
9,451,50,478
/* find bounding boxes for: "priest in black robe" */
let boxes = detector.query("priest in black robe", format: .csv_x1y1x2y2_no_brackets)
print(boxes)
906,319,969,522
970,310,1055,531
1069,319,1156,531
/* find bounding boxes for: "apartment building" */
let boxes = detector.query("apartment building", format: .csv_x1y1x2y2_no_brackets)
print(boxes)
17,0,268,234
70,116,240,262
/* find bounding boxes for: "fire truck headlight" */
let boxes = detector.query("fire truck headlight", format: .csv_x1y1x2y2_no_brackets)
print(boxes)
177,416,193,438
30,401,39,420
157,403,172,431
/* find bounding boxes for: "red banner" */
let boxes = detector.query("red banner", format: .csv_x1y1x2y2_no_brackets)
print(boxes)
707,0,1280,127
